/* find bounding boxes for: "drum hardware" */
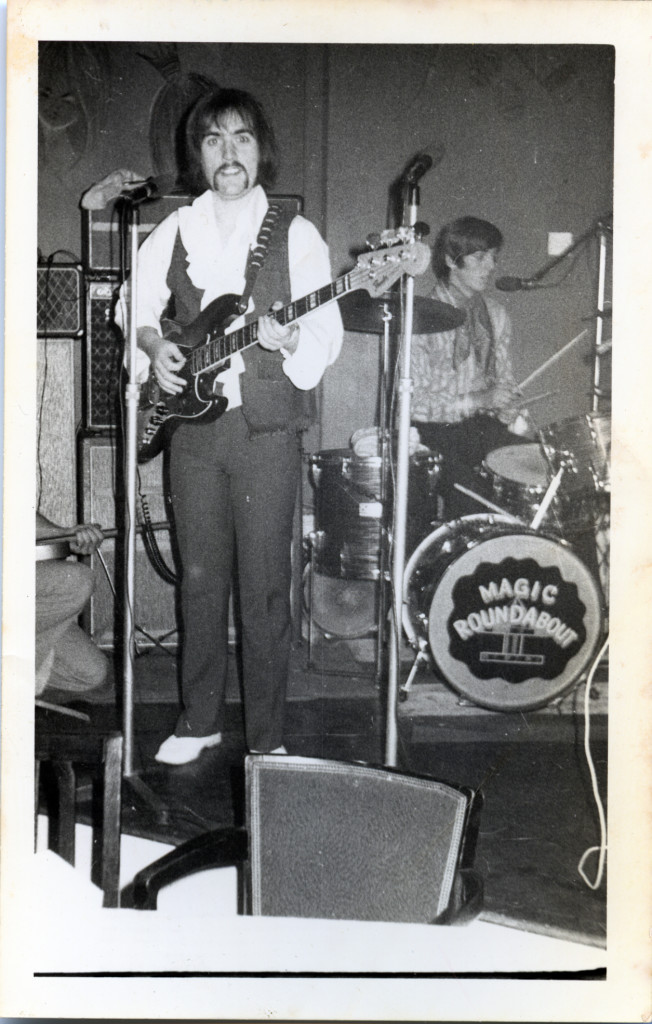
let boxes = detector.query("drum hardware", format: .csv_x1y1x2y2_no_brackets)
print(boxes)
529,468,563,530
304,533,381,679
339,291,465,335
453,482,519,521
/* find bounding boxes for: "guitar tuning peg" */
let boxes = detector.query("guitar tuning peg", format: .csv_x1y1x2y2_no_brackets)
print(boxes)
365,232,382,250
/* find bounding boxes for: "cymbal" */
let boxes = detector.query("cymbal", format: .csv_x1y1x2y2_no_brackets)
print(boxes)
339,292,466,334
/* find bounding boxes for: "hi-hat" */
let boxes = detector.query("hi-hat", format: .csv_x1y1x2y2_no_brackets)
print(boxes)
340,292,466,334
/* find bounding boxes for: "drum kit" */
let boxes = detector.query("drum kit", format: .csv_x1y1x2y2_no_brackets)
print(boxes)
304,291,611,714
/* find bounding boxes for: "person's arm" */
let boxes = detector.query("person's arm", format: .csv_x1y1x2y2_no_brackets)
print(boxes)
257,217,343,389
36,514,104,555
115,214,184,390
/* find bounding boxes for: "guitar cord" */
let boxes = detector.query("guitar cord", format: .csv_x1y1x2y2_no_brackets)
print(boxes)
139,491,178,586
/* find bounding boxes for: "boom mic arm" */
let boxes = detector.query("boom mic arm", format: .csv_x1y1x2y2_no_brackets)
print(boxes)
495,212,613,292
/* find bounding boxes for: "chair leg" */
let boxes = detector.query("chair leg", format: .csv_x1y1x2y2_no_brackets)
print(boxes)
52,761,76,865
101,733,123,908
34,760,41,851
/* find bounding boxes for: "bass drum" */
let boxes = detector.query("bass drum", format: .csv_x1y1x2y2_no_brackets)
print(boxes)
403,514,604,712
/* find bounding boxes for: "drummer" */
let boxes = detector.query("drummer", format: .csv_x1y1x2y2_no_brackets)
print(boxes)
411,216,530,519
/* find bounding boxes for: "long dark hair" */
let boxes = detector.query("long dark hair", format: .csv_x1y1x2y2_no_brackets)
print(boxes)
182,87,278,195
433,217,503,282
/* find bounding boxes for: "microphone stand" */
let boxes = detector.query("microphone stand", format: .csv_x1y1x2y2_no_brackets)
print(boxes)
119,196,171,824
385,182,423,767
592,218,611,412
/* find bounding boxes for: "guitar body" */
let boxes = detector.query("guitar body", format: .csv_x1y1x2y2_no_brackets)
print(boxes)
137,293,241,462
135,235,431,463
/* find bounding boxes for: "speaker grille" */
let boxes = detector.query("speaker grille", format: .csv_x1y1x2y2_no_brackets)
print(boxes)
85,278,122,432
247,755,470,923
37,263,84,337
82,194,193,274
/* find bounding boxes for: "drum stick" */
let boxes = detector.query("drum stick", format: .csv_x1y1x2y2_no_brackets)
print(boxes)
518,329,589,391
453,484,520,520
529,468,563,530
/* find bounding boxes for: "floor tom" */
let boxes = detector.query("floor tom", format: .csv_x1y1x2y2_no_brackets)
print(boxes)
308,447,441,579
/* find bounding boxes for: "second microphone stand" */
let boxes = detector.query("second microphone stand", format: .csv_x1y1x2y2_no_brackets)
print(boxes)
385,184,425,767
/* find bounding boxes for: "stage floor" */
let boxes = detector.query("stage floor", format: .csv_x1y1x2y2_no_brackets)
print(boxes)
36,637,608,946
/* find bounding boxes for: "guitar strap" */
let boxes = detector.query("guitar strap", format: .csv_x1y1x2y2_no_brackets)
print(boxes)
236,203,283,315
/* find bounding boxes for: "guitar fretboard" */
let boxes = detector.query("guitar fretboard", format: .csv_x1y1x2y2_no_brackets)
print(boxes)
189,272,357,377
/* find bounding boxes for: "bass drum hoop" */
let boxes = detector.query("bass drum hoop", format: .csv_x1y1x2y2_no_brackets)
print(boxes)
403,514,604,712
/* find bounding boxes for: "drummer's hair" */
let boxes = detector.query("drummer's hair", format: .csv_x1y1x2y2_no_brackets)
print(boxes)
433,217,503,282
183,87,278,195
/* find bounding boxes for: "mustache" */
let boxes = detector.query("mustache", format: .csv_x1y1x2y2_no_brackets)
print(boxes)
217,161,246,174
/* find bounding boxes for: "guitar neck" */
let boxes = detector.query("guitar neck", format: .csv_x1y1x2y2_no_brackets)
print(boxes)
189,269,361,377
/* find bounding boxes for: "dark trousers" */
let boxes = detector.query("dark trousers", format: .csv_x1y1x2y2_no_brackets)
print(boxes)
169,408,301,752
416,415,522,520
415,415,601,582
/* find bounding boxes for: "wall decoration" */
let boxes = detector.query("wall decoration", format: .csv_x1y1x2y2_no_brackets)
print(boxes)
38,42,110,171
137,43,218,183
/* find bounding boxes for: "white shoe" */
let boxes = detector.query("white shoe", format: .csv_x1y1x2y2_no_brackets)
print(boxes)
154,732,222,765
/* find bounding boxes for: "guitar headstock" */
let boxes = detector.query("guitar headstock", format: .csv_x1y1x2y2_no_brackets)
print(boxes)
355,238,431,298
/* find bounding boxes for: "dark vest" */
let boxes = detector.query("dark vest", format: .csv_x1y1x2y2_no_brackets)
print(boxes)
162,203,316,436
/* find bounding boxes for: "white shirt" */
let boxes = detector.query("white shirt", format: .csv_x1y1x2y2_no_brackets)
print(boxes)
117,186,343,409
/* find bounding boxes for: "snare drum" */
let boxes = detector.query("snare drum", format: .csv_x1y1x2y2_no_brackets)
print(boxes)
539,412,611,493
309,447,441,579
403,514,604,711
481,443,597,532
481,444,550,523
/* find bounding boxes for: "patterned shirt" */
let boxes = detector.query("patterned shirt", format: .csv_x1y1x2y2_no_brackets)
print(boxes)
411,279,517,425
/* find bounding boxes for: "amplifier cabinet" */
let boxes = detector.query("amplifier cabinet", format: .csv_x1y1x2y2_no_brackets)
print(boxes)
37,337,82,525
79,435,178,649
84,277,123,432
82,194,193,274
37,262,84,337
81,193,302,274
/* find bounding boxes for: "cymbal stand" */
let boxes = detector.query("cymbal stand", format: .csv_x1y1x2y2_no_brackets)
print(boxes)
385,187,425,767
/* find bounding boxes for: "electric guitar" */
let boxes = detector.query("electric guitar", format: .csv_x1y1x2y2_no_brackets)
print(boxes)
136,232,430,462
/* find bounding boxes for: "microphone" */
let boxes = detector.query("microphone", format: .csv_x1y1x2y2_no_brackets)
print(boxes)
81,170,176,210
495,276,543,292
119,177,160,204
402,143,445,185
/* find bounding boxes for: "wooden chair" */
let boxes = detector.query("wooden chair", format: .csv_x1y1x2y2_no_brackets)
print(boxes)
131,754,483,924
35,707,123,908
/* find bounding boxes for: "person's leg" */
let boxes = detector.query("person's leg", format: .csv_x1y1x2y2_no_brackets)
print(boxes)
48,622,108,693
227,417,300,753
35,561,98,695
168,419,235,739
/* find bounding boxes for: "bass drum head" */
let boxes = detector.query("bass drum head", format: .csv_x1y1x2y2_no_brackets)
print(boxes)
405,515,604,711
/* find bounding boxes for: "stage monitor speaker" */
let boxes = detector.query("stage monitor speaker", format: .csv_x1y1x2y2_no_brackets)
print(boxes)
247,755,477,924
84,277,123,432
79,435,178,649
37,262,84,337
